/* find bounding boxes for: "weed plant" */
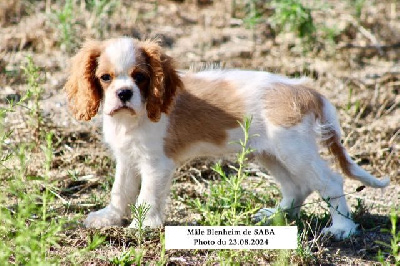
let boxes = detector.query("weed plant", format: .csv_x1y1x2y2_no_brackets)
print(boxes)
51,0,120,52
52,0,77,53
185,117,289,263
243,0,263,29
377,207,400,265
109,247,144,265
352,0,366,20
86,0,119,38
130,203,151,246
239,0,342,51
0,57,93,265
188,118,273,226
0,82,62,264
21,56,44,145
270,0,316,45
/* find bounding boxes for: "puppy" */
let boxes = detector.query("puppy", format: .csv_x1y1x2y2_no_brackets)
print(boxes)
65,37,389,240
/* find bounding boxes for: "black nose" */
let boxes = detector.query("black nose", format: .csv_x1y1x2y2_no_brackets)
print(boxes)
116,89,133,102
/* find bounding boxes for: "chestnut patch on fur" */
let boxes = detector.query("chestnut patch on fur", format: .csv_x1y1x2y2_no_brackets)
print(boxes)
65,41,104,121
264,82,324,127
164,77,244,160
323,133,353,178
137,40,183,122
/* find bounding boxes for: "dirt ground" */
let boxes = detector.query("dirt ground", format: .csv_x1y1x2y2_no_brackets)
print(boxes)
0,0,399,265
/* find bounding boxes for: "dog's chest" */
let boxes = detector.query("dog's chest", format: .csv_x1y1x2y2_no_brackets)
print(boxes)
103,114,168,157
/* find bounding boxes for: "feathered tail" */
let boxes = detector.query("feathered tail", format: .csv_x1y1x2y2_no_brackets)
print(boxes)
320,98,390,188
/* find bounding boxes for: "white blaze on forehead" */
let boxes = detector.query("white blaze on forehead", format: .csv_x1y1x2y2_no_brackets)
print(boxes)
113,75,135,88
105,38,136,74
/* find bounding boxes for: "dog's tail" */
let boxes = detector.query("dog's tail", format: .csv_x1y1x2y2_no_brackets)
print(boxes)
319,98,390,188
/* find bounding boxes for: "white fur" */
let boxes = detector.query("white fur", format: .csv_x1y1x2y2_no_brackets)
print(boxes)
105,38,136,73
81,38,389,240
102,76,143,116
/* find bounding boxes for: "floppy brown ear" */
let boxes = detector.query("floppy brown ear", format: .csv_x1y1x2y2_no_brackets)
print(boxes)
138,40,183,122
64,41,103,121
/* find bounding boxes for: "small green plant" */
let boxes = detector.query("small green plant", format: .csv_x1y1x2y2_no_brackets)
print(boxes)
270,0,316,44
86,0,119,38
273,250,290,266
86,234,106,251
62,232,106,264
52,0,77,52
352,0,366,20
109,248,144,266
214,249,271,265
243,0,263,29
188,117,264,226
156,231,167,266
320,25,340,46
187,117,277,229
352,198,367,221
377,207,400,265
347,86,361,114
21,56,45,144
295,228,315,264
130,203,151,246
87,0,117,16
0,130,64,264
217,250,241,265
0,58,72,265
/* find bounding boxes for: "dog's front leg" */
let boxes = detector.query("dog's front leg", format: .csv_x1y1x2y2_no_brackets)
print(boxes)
129,156,175,228
84,156,140,228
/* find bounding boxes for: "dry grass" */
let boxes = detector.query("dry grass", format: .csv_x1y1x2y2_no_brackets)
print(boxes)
0,0,399,264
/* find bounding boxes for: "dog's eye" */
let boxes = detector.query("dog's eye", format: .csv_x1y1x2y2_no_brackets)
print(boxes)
133,73,147,84
100,74,112,82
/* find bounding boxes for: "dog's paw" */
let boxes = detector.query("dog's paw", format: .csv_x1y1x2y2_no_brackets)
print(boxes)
252,208,277,223
128,213,163,229
321,222,359,240
84,206,123,228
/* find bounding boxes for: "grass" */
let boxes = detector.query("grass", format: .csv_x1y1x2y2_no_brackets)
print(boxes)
0,57,109,265
242,0,263,29
50,0,120,53
184,118,296,264
130,203,151,247
377,207,400,265
86,0,120,38
0,58,64,264
21,56,44,144
271,0,316,44
350,0,366,20
0,0,398,264
238,0,346,51
109,247,144,265
347,85,361,114
187,118,275,227
52,0,77,53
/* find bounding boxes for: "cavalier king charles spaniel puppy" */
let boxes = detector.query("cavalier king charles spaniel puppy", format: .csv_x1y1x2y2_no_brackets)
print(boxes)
65,37,389,240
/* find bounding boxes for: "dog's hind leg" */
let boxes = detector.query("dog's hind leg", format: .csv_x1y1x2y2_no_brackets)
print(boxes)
294,157,358,239
254,153,312,221
274,132,358,239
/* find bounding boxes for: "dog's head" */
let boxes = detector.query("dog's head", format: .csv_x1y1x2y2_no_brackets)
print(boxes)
65,37,182,122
